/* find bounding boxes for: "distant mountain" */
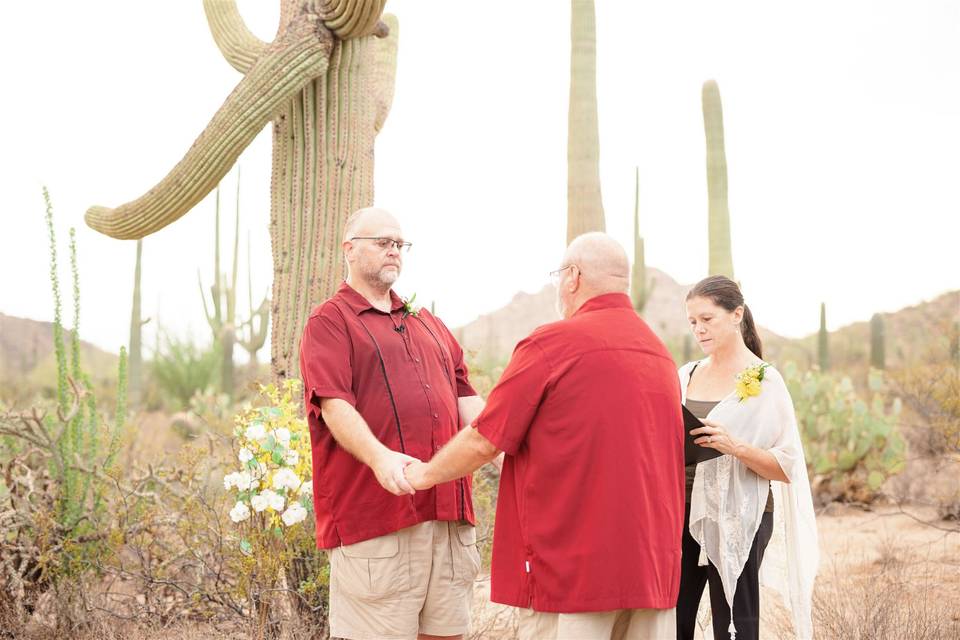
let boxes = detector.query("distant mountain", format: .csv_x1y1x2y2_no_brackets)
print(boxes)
451,267,731,365
451,272,958,374
0,312,119,403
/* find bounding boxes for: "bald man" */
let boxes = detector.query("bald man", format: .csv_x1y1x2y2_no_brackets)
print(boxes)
299,208,486,640
406,232,685,640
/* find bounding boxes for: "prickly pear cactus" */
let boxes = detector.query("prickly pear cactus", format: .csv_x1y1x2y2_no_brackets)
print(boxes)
784,362,905,503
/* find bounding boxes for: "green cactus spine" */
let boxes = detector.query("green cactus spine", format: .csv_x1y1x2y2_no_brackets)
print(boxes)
818,302,830,371
702,80,734,279
86,0,397,382
870,312,885,370
567,0,606,244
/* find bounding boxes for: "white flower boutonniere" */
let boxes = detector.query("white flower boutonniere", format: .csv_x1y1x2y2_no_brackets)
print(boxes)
401,293,420,318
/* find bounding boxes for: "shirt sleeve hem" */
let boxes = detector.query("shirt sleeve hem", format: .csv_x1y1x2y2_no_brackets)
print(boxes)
474,419,517,456
307,387,357,418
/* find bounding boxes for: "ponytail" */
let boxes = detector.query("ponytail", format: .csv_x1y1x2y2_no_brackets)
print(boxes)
741,304,763,359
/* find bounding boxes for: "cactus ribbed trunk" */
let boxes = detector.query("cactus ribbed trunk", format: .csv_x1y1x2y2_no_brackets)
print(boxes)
128,239,144,406
270,22,389,379
702,80,734,279
567,0,605,244
818,302,830,371
870,313,885,370
85,1,396,384
630,167,648,314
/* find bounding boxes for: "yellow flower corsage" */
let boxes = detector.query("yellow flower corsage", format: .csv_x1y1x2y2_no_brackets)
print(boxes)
735,362,769,402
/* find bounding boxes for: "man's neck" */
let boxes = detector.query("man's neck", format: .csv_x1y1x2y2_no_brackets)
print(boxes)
347,276,393,313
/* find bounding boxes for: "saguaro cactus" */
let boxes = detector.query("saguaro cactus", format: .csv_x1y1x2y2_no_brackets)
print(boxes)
630,167,652,313
818,302,830,371
240,233,270,370
567,0,606,244
199,186,240,396
85,0,398,381
128,239,150,407
702,80,734,279
870,313,885,370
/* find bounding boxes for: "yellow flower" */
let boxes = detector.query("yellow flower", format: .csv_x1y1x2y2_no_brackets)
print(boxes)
735,363,769,402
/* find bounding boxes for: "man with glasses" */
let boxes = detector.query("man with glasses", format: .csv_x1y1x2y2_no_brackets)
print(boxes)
405,232,685,640
299,207,486,640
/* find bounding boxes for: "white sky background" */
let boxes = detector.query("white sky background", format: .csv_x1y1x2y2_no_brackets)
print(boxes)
1,1,958,358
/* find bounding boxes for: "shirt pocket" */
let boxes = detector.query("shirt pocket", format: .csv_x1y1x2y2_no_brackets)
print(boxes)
334,532,409,600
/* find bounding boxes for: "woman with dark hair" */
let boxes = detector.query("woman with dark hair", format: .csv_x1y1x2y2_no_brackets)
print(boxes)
676,276,818,640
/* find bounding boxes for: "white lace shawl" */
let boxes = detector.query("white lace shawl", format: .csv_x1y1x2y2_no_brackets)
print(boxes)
679,360,819,639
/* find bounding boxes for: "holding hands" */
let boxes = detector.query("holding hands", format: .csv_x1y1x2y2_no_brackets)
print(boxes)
371,449,420,496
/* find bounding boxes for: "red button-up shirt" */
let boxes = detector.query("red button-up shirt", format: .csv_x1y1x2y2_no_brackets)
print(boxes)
299,283,477,548
474,293,684,612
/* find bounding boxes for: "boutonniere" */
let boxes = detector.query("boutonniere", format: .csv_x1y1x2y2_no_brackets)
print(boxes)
401,293,420,318
735,362,769,402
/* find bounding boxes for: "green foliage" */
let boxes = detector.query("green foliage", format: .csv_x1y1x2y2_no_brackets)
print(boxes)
784,362,905,502
149,332,222,410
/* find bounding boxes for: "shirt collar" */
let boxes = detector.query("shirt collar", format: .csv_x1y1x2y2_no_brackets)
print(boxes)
572,292,633,317
336,281,405,315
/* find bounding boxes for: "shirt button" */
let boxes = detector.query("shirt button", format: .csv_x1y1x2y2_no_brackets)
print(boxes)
433,413,439,419
414,358,420,363
425,384,431,390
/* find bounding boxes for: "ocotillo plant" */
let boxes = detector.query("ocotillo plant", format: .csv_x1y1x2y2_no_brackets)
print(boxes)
702,80,734,279
86,0,398,382
818,302,830,371
630,167,654,314
870,312,885,370
199,184,240,397
567,0,606,244
42,187,127,543
128,239,150,407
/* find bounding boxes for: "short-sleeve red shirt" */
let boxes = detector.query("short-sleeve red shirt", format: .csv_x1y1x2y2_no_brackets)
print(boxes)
299,283,477,548
474,293,685,612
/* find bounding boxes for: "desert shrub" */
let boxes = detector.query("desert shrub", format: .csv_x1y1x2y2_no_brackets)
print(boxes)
149,333,221,411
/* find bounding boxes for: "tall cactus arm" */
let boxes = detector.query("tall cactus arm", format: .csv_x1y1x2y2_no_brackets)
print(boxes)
202,0,269,74
85,14,333,240
319,0,386,39
372,13,398,132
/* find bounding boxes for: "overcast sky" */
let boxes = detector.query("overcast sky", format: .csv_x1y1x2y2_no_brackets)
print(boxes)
1,1,958,358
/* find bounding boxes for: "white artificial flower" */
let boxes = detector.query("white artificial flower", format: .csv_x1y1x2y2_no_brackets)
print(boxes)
238,447,254,464
273,427,291,448
272,468,301,492
245,422,267,442
281,502,307,526
298,479,313,497
234,471,254,491
250,492,270,512
267,490,285,511
283,449,299,467
229,501,251,523
223,472,238,491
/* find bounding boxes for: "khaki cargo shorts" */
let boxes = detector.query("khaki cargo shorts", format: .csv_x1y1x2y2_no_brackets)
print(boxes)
329,520,481,640
518,606,677,640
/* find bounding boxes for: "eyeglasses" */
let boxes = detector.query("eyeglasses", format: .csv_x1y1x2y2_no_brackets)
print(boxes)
350,237,413,253
549,264,577,286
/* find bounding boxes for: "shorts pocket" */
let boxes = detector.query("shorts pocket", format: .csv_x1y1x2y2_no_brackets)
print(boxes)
334,532,408,599
453,524,481,585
